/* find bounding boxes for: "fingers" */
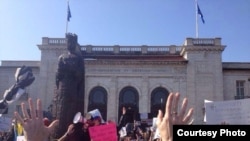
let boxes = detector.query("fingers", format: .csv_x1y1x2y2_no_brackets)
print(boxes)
28,98,36,119
165,93,174,119
164,92,194,125
37,99,43,119
188,118,194,125
172,93,180,115
15,111,25,126
178,98,188,119
20,98,43,121
182,108,194,123
21,102,30,119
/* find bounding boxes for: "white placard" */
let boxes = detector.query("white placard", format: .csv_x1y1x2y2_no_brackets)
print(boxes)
17,136,25,141
88,109,105,123
119,127,127,138
204,98,250,124
203,99,212,122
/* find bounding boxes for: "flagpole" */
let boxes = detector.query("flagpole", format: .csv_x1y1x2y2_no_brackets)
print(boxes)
195,0,198,38
66,0,69,34
66,20,68,34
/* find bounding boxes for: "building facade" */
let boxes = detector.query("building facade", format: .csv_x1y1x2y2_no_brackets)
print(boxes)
1,36,250,124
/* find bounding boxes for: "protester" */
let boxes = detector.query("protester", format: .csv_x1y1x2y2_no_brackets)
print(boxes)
118,106,128,130
58,115,105,141
91,116,101,126
156,92,194,141
118,106,136,140
58,122,90,141
14,98,59,141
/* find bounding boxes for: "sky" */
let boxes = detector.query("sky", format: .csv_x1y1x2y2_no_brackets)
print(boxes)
0,0,250,63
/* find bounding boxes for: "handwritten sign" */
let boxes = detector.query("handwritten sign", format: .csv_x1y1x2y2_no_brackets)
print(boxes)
88,123,117,141
204,98,250,124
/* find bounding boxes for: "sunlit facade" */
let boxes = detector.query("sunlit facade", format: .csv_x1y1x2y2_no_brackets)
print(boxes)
1,37,250,124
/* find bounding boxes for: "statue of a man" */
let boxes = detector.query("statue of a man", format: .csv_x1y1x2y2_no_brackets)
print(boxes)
53,33,85,139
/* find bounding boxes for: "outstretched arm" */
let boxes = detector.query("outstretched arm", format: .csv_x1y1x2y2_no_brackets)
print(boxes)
58,124,75,141
14,98,59,141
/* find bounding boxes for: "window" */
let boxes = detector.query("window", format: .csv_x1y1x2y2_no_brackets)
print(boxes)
88,86,107,121
119,86,139,106
151,87,169,117
118,86,139,122
235,80,245,99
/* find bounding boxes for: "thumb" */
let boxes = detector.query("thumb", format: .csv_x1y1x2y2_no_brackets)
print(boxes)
48,120,59,133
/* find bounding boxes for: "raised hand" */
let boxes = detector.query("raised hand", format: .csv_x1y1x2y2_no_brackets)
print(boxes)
15,98,58,141
156,93,194,141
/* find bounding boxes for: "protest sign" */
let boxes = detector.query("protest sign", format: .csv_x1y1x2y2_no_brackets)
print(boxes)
204,98,250,124
88,123,117,141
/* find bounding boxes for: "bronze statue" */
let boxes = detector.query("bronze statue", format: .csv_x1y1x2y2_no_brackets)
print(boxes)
53,33,85,139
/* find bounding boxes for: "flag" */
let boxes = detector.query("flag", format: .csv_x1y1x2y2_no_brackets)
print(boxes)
67,3,72,21
197,4,205,24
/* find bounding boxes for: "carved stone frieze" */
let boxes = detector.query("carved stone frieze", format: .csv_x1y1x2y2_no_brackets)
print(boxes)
173,76,187,82
84,60,186,66
85,68,172,74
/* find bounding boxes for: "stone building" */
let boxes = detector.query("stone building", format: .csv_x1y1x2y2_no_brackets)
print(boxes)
0,36,250,124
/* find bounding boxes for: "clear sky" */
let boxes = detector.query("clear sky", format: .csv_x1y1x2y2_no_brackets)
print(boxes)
0,0,249,63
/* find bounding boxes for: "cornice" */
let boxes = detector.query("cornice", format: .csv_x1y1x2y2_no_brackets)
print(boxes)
180,46,225,55
37,45,67,51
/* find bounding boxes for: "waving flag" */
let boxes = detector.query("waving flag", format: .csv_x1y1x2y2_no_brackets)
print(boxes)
67,3,72,21
197,4,205,24
66,1,72,33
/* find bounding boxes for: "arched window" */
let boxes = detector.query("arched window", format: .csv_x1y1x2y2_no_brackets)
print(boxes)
118,86,139,122
88,86,107,121
150,87,169,117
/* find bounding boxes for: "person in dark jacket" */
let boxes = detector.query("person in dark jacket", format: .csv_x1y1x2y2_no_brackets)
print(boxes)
118,106,127,131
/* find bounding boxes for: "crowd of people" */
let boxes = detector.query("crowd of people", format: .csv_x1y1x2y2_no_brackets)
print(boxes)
0,131,14,141
9,92,194,141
